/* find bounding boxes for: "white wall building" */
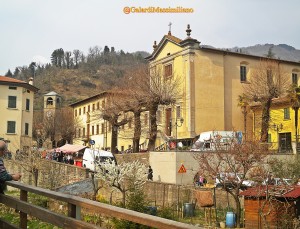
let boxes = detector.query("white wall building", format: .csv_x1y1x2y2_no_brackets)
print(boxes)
0,76,39,154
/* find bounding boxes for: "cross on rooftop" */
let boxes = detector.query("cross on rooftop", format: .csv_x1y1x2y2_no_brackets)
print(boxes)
168,22,172,34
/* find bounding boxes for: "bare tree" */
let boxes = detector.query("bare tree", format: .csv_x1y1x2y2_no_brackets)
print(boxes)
73,49,82,68
118,66,149,152
111,65,182,152
242,59,290,142
33,107,78,148
55,107,77,144
193,139,271,227
126,66,182,150
95,160,147,207
100,91,130,152
33,111,48,148
237,95,249,141
64,51,73,69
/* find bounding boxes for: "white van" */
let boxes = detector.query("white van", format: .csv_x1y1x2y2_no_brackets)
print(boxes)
82,148,116,171
191,131,243,151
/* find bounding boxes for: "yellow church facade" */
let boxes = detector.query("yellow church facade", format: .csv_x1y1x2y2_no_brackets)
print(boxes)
146,25,300,152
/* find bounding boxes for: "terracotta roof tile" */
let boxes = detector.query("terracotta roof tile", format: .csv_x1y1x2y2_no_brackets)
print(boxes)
164,34,182,44
0,75,39,92
0,75,26,83
240,185,300,198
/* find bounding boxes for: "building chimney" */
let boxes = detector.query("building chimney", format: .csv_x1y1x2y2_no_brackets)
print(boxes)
29,77,33,85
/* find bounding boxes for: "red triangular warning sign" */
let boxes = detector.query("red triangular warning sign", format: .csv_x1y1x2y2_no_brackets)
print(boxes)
178,164,187,173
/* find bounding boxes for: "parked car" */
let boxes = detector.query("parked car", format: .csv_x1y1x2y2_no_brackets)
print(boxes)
215,173,256,189
262,177,292,186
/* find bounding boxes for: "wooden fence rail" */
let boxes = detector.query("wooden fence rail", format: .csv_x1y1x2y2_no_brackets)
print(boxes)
0,181,201,229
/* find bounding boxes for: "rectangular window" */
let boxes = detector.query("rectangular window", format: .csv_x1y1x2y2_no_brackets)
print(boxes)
97,102,100,110
75,109,77,117
144,113,148,126
26,99,30,111
9,86,17,90
8,96,17,108
25,123,29,135
92,126,94,135
292,73,298,85
240,66,247,82
88,105,90,113
83,107,86,114
128,120,132,129
176,106,181,118
92,104,95,111
101,123,104,134
7,121,16,134
79,108,81,115
83,128,86,137
157,110,162,123
267,69,272,80
284,108,290,119
97,125,100,134
164,64,172,78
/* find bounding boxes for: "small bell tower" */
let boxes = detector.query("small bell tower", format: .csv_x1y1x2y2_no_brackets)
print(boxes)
44,91,62,118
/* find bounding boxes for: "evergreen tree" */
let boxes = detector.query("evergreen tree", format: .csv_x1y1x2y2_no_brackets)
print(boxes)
266,45,276,58
51,50,58,66
13,67,20,77
57,48,64,67
104,46,110,55
29,62,36,77
51,48,64,67
5,69,13,77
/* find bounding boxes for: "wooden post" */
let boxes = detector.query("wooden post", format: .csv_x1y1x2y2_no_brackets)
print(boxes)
85,168,90,178
68,203,81,220
162,184,165,208
20,190,28,229
213,187,217,224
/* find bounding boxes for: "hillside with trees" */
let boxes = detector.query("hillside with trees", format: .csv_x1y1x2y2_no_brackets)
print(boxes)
227,44,300,62
4,46,149,110
4,43,300,111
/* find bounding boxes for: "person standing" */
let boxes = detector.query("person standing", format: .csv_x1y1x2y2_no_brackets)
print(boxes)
148,166,153,181
199,175,204,186
0,140,22,194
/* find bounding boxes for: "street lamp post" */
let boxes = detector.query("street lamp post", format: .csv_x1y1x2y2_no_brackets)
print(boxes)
175,117,184,151
272,123,283,132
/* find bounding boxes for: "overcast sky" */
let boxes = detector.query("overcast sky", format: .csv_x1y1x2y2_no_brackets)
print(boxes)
1,0,300,75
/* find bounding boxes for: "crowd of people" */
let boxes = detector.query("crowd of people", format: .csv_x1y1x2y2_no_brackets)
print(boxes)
42,150,75,165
